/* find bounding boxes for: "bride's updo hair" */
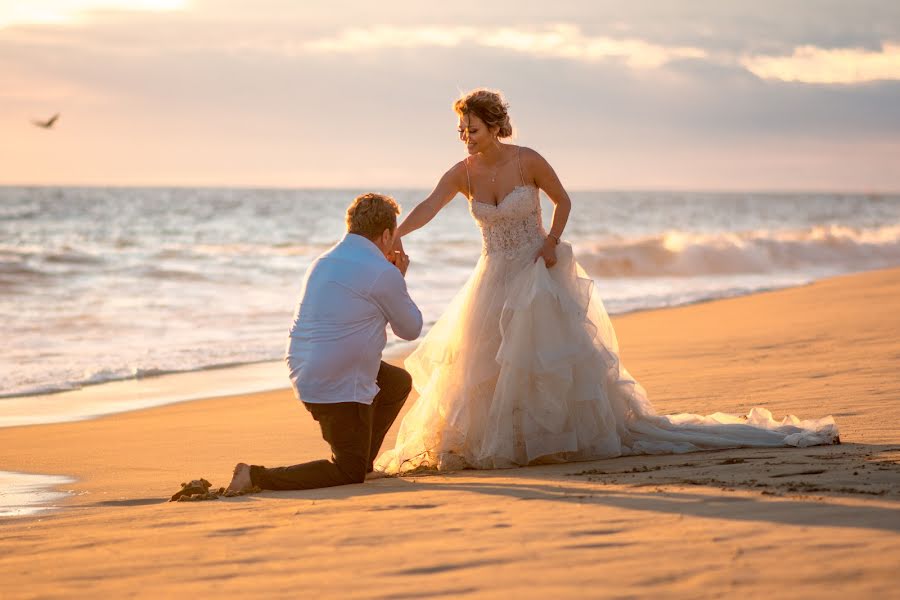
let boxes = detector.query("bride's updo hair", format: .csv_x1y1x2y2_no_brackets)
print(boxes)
454,89,513,139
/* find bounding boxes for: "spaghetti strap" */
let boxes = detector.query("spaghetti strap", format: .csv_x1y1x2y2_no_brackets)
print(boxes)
464,157,472,200
516,147,526,186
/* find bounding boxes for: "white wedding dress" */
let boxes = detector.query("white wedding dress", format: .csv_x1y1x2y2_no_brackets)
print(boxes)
375,183,839,474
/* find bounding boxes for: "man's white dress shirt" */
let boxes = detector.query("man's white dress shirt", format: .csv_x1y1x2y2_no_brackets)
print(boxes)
285,233,422,405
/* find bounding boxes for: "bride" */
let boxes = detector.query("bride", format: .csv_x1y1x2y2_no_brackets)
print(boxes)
375,89,838,474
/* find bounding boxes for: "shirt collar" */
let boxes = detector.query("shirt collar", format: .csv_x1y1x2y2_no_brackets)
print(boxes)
341,232,388,261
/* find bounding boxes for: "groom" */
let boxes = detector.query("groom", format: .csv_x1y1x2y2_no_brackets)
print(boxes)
228,193,422,492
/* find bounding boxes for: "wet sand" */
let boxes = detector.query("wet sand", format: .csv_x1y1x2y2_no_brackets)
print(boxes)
1,268,899,598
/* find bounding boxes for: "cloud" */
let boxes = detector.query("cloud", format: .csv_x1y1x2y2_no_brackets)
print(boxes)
3,1,899,190
0,0,186,29
743,42,900,84
303,24,707,69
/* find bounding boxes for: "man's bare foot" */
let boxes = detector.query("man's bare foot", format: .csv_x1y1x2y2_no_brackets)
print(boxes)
365,470,388,481
226,462,253,493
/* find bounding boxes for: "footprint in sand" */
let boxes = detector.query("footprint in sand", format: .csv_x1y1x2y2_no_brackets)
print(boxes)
570,528,624,537
770,469,827,478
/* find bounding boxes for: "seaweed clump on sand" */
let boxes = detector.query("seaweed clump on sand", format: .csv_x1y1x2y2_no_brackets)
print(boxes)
169,478,261,502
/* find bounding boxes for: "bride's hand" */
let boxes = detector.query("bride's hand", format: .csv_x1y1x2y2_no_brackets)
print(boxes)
392,235,405,255
533,237,558,268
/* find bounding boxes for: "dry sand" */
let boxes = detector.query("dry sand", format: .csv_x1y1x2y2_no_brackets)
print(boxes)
2,268,899,598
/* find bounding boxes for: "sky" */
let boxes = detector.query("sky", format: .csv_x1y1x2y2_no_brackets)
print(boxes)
1,0,899,191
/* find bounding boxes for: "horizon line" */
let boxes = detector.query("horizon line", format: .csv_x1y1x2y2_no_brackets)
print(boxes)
1,182,897,196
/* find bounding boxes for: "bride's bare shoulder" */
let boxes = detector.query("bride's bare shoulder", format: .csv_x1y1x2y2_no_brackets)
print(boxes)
513,146,553,184
449,159,468,175
428,161,470,199
515,146,546,164
442,160,469,186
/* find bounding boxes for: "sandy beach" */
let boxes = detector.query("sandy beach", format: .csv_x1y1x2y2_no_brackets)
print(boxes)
2,267,899,598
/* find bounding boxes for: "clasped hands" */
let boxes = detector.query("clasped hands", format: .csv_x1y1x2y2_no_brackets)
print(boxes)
388,237,410,276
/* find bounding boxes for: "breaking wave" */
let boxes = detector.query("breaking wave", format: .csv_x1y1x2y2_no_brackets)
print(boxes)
575,224,900,278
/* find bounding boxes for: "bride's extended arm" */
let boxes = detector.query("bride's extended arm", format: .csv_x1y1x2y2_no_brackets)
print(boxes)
396,163,466,239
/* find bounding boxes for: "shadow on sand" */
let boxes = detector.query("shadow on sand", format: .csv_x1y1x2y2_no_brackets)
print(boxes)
231,443,900,533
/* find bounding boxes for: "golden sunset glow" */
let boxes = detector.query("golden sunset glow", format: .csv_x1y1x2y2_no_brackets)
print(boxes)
742,43,900,84
1,2,898,191
0,0,186,28
1,3,898,597
305,24,708,69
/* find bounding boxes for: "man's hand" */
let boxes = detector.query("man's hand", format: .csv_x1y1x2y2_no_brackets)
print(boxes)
392,236,405,255
389,250,410,277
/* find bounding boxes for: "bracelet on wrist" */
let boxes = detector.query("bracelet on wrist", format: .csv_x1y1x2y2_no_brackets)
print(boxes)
547,234,560,245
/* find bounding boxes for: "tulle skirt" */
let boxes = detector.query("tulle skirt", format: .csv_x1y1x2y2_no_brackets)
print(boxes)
375,240,839,474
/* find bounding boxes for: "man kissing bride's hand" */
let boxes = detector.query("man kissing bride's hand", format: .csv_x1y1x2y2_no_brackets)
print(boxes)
389,249,410,277
392,235,405,255
387,236,409,276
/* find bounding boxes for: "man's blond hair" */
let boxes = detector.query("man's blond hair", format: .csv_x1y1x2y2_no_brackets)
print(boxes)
346,193,400,240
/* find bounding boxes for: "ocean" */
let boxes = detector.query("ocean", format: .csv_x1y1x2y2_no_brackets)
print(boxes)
2,186,899,401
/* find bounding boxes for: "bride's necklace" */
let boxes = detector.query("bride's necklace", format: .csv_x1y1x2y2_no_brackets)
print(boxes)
482,148,505,183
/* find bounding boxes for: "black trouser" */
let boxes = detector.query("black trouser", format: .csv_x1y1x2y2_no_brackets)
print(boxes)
249,362,412,490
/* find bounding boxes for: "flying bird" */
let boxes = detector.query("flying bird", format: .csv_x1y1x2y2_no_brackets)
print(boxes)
32,113,59,129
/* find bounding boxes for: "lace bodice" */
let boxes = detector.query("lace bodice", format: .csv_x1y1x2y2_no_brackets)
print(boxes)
469,185,546,259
